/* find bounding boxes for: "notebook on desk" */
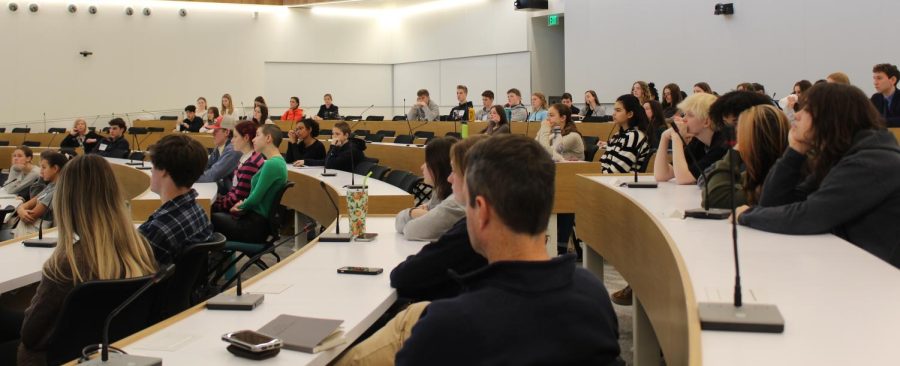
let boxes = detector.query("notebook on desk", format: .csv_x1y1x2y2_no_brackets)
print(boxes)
258,314,345,354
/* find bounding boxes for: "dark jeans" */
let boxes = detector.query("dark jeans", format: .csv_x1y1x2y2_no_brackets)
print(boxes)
557,214,582,257
211,211,269,243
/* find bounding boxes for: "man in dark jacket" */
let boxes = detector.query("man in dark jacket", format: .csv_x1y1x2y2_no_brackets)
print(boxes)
870,63,900,127
91,118,130,158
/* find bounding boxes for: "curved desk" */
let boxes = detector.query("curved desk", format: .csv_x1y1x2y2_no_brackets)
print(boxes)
106,158,217,221
576,175,900,366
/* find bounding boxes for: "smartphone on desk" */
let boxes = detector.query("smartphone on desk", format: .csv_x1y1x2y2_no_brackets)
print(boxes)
222,330,283,353
354,233,378,242
337,266,383,275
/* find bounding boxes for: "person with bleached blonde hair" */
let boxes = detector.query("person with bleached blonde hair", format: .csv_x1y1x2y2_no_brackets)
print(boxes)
654,92,727,184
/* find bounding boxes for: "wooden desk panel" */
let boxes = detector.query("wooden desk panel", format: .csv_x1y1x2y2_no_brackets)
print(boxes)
133,120,178,131
554,162,601,213
283,170,413,226
315,120,617,139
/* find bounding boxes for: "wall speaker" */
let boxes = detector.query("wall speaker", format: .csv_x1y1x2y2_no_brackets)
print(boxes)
513,0,548,11
7,2,17,12
125,7,133,15
88,5,96,14
142,7,151,16
67,4,76,13
714,3,734,15
179,8,186,17
27,3,36,12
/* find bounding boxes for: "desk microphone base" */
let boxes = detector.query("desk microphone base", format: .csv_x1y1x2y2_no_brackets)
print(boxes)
136,166,151,170
206,293,264,311
321,172,337,177
22,238,57,248
626,182,658,189
698,302,785,333
684,208,731,220
319,233,353,242
125,162,143,166
80,353,162,366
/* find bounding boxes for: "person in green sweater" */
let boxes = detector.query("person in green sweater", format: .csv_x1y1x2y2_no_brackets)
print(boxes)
211,124,287,243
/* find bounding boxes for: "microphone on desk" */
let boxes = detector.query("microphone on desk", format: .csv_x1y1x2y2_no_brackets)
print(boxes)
360,104,374,120
317,181,353,242
80,264,175,366
697,131,785,333
42,112,47,134
46,131,59,150
670,122,730,219
126,128,150,170
626,132,658,188
321,144,337,177
22,218,57,247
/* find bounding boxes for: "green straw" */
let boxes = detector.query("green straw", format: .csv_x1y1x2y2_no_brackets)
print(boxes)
363,171,373,188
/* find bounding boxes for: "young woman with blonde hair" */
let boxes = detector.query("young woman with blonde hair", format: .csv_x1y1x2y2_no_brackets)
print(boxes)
527,92,548,122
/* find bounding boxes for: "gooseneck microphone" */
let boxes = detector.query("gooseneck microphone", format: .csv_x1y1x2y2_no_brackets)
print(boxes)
359,104,374,120
22,218,58,247
670,122,730,219
321,143,337,177
317,181,352,242
622,127,657,188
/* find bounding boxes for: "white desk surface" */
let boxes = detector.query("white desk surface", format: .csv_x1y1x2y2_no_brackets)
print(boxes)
289,165,409,197
122,217,427,365
589,176,900,365
366,142,425,149
105,158,218,201
0,230,58,294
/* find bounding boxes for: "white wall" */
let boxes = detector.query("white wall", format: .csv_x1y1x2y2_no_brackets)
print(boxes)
0,0,532,129
565,0,900,103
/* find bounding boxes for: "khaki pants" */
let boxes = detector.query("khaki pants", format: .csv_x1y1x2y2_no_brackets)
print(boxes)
333,301,430,366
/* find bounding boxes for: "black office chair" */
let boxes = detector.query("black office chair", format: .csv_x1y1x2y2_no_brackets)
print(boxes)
413,131,435,139
153,233,226,321
0,141,9,147
319,129,332,136
353,129,371,140
439,115,450,121
368,165,391,181
399,174,424,195
344,115,362,121
102,127,111,134
22,141,40,147
44,275,160,365
392,115,407,121
394,135,414,144
584,144,600,162
0,128,5,133
583,116,613,123
353,161,376,176
270,116,282,121
375,130,396,137
365,116,384,121
128,151,145,161
11,128,30,133
367,134,384,143
445,132,462,139
363,157,379,164
384,170,413,189
147,127,165,133
582,136,600,147
160,116,178,121
213,181,295,290
48,128,67,133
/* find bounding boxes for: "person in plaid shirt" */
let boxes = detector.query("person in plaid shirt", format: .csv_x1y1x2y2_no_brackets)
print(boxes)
138,134,214,264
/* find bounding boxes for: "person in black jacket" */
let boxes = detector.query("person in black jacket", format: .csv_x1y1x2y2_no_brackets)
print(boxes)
60,118,101,153
286,119,326,165
335,135,621,366
448,85,473,121
869,63,900,127
179,105,204,132
737,83,900,269
90,118,130,158
314,93,340,121
297,121,365,172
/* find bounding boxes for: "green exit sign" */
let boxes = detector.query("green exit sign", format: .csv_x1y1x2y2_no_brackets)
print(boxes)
548,14,559,26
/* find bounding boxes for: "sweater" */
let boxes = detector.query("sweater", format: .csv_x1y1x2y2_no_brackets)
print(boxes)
701,152,747,210
527,108,548,122
535,124,585,162
303,138,367,172
285,139,326,164
91,136,130,158
180,116,204,132
481,122,510,136
240,155,287,219
2,165,40,196
317,104,340,120
395,193,466,241
506,103,528,122
738,129,900,268
407,100,440,121
870,89,900,127
214,151,265,212
600,126,650,173
197,142,242,189
390,218,487,302
60,131,101,152
395,255,621,366
685,130,729,179
448,101,473,121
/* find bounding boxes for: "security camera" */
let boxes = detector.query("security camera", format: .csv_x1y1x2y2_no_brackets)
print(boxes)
124,7,133,15
142,7,150,16
7,2,17,12
28,3,36,12
79,51,93,57
714,3,734,15
179,8,186,17
88,5,96,14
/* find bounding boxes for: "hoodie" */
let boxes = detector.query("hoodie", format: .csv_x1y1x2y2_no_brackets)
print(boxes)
739,129,900,268
303,137,367,173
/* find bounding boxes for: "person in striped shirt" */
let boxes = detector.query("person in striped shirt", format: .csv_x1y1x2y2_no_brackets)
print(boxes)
212,121,265,213
599,94,651,173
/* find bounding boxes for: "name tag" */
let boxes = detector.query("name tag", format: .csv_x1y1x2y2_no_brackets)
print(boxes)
99,143,108,151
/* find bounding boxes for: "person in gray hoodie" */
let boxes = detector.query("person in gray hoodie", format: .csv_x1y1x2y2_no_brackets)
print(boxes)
407,89,440,121
736,83,900,268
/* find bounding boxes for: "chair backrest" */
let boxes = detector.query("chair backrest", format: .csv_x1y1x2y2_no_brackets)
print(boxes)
582,135,600,147
0,141,9,146
319,129,332,136
439,115,450,121
147,127,165,133
128,151,145,161
400,174,423,194
22,141,40,147
48,127,67,133
160,116,178,121
365,115,384,121
0,128,5,133
584,144,600,162
376,130,396,137
369,165,391,181
12,127,31,133
270,116,282,121
153,233,226,321
367,134,384,143
265,181,296,241
384,170,412,188
392,115,407,121
394,135,414,144
363,157,379,164
344,115,362,121
353,161,376,176
583,115,613,123
46,275,156,364
413,131,435,139
445,132,462,139
353,129,371,139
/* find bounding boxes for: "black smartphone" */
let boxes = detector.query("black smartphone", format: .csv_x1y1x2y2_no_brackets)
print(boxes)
222,330,283,353
354,233,378,242
337,266,383,275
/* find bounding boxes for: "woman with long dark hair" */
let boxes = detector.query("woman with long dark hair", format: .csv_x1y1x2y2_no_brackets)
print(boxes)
599,95,651,173
662,83,684,118
535,103,584,161
395,137,464,241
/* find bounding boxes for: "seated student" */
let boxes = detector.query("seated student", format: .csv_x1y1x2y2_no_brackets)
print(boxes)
632,81,652,104
527,92,549,122
138,135,214,264
661,83,684,119
388,136,489,303
297,121,366,172
504,88,528,121
12,151,67,237
703,104,789,209
60,118,101,153
600,95,651,173
286,119,327,165
212,125,287,243
448,85,474,121
561,92,580,115
693,82,713,94
535,103,584,162
580,89,607,118
314,93,340,121
252,103,273,125
480,105,510,136
826,72,851,84
196,97,209,121
281,96,304,122
870,63,900,127
2,146,40,197
212,121,266,213
475,90,494,121
16,155,158,365
197,124,242,194
395,137,464,241
654,93,727,184
736,83,900,269
778,80,813,122
336,135,621,366
90,118,130,158
407,89,440,121
220,93,238,129
643,99,667,150
179,105,204,133
199,106,221,133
